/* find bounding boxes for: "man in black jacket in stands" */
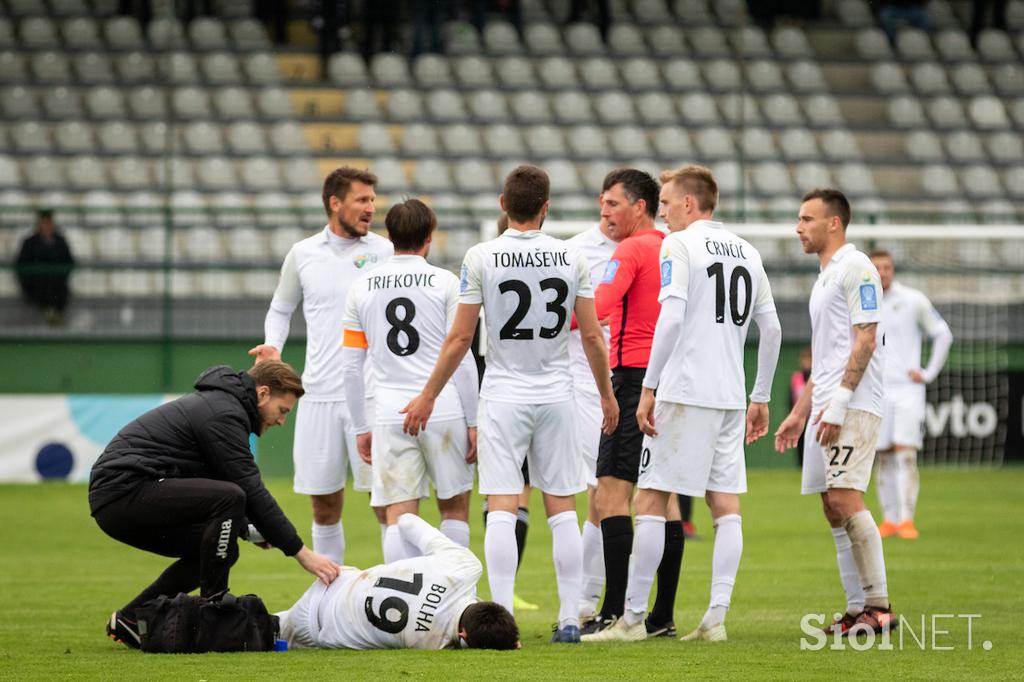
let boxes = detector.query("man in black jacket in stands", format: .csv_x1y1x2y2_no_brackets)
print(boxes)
89,361,340,648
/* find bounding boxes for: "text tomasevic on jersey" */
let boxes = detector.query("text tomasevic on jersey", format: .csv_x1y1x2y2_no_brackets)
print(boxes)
366,273,438,290
705,238,748,260
492,250,570,268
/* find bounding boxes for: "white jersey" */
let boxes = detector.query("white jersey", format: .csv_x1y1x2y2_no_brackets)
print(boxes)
460,229,593,403
566,225,617,393
881,281,947,387
343,255,465,425
268,227,393,400
287,520,482,650
808,243,885,417
656,220,775,410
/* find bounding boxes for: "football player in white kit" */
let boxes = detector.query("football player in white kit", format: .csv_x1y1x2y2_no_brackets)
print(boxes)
583,165,782,643
341,199,480,563
402,165,619,643
775,188,898,636
279,514,519,650
566,204,618,622
249,167,393,565
869,250,952,540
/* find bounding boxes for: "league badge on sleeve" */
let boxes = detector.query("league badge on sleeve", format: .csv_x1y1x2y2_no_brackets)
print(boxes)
601,259,620,283
660,259,672,287
459,264,469,292
859,283,878,311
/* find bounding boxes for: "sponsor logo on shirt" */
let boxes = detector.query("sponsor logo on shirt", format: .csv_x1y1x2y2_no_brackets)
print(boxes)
353,253,379,268
460,264,469,292
601,259,620,283
660,259,672,287
859,283,878,311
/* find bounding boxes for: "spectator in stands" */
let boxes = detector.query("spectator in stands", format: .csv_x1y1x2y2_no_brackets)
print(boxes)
970,0,1009,48
362,0,401,62
566,0,610,42
15,210,74,327
412,0,453,56
877,0,932,47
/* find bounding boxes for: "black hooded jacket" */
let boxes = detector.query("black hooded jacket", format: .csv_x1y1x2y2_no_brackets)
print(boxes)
88,365,303,556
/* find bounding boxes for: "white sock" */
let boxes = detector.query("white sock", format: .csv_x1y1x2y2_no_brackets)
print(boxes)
440,519,470,548
895,450,920,522
311,521,344,565
548,510,583,628
624,515,665,626
484,511,518,614
701,514,742,629
844,510,889,608
383,524,411,563
875,453,900,523
380,523,387,557
831,526,865,616
579,520,605,618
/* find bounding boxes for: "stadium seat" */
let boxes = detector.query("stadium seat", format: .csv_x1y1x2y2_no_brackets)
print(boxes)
496,55,536,88
1004,166,1024,198
483,123,525,157
608,24,648,56
128,84,168,120
412,158,452,192
23,156,65,190
566,22,604,55
978,199,1018,223
484,20,522,54
244,53,281,84
444,20,483,55
547,159,583,194
62,16,103,49
820,128,863,161
910,62,952,94
0,51,27,82
399,122,440,155
148,16,187,49
887,95,928,127
104,15,144,49
771,25,814,58
97,120,138,153
712,158,741,195
172,86,212,119
1,86,37,118
731,26,772,57
934,29,975,61
210,192,255,229
213,86,254,119
202,52,243,84
969,95,1011,129
524,23,563,55
427,89,468,122
904,129,945,161
870,62,909,94
566,124,607,158
43,86,83,119
189,17,228,51
678,92,718,124
372,156,411,192
95,226,137,261
896,29,936,60
745,60,785,92
720,93,761,125
372,52,411,87
688,26,730,57
579,160,613,191
124,192,165,230
269,121,308,154
226,122,268,154
609,124,652,158
31,51,71,83
155,158,198,191
524,124,567,157
986,131,1024,163
661,58,703,91
920,164,959,196
138,121,170,153
778,127,819,160
0,18,14,49
620,57,663,92
182,121,225,154
257,86,296,119
976,29,1016,61
441,123,482,156
740,128,777,159
538,56,578,88
553,91,593,123
226,225,268,261
762,93,804,126
694,127,735,159
11,121,50,153
108,155,152,192
0,155,21,188
596,91,636,124
256,195,300,230
116,51,156,82
54,121,94,153
636,92,677,124
786,60,828,93
794,162,832,191
64,229,99,265
992,64,1024,96
280,158,319,192
579,57,619,89
327,52,369,87
86,85,127,118
74,52,115,84
928,95,967,128
19,16,59,48
751,161,793,194
413,53,454,87
230,18,271,50
242,270,279,298
945,130,986,162
386,88,424,121
950,63,991,94
854,28,892,58
453,158,496,193
453,55,494,88
647,25,686,57
702,59,743,91
358,122,395,155
467,89,508,122
651,125,691,160
962,164,1003,197
180,226,225,263
835,162,877,196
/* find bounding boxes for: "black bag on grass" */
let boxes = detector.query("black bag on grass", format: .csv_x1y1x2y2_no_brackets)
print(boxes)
135,592,278,653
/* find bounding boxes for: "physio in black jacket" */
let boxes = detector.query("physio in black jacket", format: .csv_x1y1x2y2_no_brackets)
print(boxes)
89,361,340,648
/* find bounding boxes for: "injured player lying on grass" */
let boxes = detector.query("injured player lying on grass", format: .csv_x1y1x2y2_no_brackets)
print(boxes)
277,514,519,650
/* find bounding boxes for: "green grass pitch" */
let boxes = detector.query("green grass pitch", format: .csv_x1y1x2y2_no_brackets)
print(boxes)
1,468,1021,680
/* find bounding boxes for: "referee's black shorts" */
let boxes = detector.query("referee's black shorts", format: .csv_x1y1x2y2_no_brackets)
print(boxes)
596,366,647,483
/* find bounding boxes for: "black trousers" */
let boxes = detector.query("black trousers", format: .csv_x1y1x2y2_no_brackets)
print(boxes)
93,478,247,612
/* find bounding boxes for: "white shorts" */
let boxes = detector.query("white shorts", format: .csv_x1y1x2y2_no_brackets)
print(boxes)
637,401,746,497
877,384,926,451
477,398,586,496
292,398,373,495
573,385,602,488
801,409,882,495
370,419,475,507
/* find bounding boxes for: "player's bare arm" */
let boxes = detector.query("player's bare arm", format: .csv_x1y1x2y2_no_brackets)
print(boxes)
775,377,814,452
817,322,878,446
575,295,619,434
402,302,480,435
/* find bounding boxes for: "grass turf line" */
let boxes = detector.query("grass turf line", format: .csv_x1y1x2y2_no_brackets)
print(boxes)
0,468,1020,680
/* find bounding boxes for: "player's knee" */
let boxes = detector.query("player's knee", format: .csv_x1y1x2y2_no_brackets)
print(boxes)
216,482,247,517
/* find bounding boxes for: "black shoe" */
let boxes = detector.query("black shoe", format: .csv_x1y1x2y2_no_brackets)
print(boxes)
645,618,677,638
580,615,615,636
107,610,142,649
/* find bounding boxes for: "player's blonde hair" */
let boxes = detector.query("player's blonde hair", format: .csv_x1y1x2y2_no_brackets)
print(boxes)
660,165,719,213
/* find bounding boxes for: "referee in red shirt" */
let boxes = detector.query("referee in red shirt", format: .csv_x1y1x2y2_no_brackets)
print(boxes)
584,169,685,637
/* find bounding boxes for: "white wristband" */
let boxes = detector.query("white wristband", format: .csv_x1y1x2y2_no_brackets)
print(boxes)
822,387,853,425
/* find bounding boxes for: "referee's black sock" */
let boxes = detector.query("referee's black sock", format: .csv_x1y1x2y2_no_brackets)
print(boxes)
515,506,529,573
598,515,633,620
649,520,685,626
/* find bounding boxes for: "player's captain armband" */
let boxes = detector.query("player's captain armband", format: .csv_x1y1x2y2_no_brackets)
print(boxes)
459,265,469,292
601,259,620,283
660,259,672,287
342,328,368,348
859,283,878,311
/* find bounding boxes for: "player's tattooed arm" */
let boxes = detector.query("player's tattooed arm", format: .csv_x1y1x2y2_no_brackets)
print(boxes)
840,322,878,392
